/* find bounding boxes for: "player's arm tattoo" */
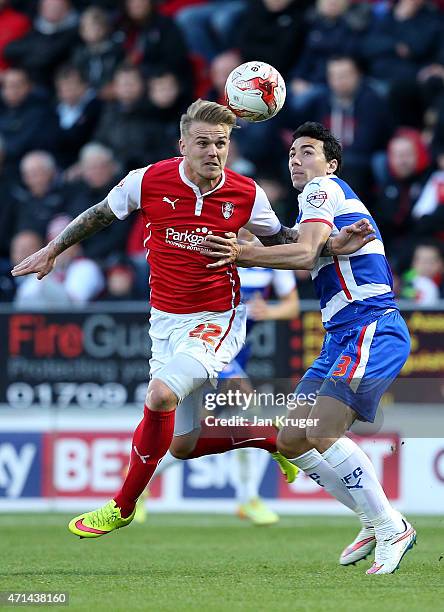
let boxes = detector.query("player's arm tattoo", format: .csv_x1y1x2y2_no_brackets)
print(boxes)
320,237,334,257
257,226,299,246
51,198,117,256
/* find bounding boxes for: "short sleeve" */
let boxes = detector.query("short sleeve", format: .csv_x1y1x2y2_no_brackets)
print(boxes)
298,177,340,228
107,167,148,220
243,183,281,236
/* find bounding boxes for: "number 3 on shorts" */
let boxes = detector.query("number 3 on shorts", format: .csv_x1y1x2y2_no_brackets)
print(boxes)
332,355,352,377
189,323,223,346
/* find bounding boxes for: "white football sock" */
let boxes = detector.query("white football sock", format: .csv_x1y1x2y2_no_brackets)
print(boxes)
234,448,260,504
290,448,371,525
322,438,403,539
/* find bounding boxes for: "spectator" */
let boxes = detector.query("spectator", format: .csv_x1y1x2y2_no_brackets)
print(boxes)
0,135,17,262
10,230,43,270
412,148,444,240
12,150,64,238
0,134,17,300
373,128,431,262
71,6,124,97
0,68,58,169
3,0,79,86
360,0,442,127
401,241,444,304
102,258,139,301
360,0,441,83
431,92,444,155
116,0,193,94
90,63,184,168
54,64,101,168
147,69,189,116
417,37,444,140
290,0,360,94
146,69,191,156
175,0,247,62
64,142,133,264
0,0,31,74
6,230,43,301
14,214,105,308
236,0,309,78
95,64,172,170
288,55,393,198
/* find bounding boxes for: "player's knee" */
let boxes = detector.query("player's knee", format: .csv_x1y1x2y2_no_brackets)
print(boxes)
277,428,310,458
169,435,197,459
306,423,337,452
146,380,178,411
306,431,339,454
305,432,323,451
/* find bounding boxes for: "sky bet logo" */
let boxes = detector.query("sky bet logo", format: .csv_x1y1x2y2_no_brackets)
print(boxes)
165,227,213,251
341,466,363,490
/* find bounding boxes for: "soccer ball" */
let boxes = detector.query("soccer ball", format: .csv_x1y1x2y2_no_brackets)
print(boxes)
225,61,286,122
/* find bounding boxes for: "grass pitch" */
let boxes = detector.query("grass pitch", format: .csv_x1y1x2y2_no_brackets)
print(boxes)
0,514,443,611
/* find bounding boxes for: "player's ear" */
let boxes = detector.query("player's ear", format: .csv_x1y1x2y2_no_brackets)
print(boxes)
327,159,338,175
179,138,186,156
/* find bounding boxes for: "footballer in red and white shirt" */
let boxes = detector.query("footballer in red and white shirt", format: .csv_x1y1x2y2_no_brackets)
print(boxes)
11,100,373,540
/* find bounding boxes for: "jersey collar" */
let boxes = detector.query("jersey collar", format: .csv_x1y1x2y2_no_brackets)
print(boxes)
179,158,226,198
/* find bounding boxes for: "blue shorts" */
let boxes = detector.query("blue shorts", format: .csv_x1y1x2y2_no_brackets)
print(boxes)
296,310,410,422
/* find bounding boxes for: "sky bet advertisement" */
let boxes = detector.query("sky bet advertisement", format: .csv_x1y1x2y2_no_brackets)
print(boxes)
1,426,443,514
0,427,397,503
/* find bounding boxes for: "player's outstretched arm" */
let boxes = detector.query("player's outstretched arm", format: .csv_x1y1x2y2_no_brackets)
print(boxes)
204,224,326,270
203,219,375,269
11,198,117,280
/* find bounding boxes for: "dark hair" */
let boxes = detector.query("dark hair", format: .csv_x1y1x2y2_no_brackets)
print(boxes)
114,62,143,80
414,239,444,259
327,54,363,73
292,121,342,173
55,63,84,83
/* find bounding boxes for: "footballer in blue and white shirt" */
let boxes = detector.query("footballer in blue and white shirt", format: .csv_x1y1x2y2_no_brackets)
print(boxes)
294,172,409,423
204,122,416,575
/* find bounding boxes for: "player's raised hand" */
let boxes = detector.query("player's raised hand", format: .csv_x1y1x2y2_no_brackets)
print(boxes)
202,232,241,268
331,219,376,256
11,245,56,280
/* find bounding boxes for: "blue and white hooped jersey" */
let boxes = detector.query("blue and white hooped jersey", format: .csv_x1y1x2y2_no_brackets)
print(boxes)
295,175,397,332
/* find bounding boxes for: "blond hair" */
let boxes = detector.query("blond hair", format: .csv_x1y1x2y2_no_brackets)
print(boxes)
180,99,237,138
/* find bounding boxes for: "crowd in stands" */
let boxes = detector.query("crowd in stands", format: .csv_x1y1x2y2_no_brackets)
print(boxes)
1,0,444,306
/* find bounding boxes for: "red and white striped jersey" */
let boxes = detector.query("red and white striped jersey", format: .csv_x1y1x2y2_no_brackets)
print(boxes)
107,157,281,313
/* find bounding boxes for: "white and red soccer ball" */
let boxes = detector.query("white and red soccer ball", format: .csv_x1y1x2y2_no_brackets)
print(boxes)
225,61,286,122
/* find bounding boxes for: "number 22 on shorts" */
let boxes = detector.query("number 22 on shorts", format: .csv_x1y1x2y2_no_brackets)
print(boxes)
189,323,223,346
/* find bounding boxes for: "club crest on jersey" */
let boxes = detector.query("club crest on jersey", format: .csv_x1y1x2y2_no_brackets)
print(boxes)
307,190,328,208
222,201,234,219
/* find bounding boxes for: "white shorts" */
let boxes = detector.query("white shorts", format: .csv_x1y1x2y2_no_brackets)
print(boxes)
149,305,246,435
149,304,247,384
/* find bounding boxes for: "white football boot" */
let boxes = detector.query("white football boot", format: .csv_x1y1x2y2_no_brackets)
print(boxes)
340,525,376,566
366,518,417,575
